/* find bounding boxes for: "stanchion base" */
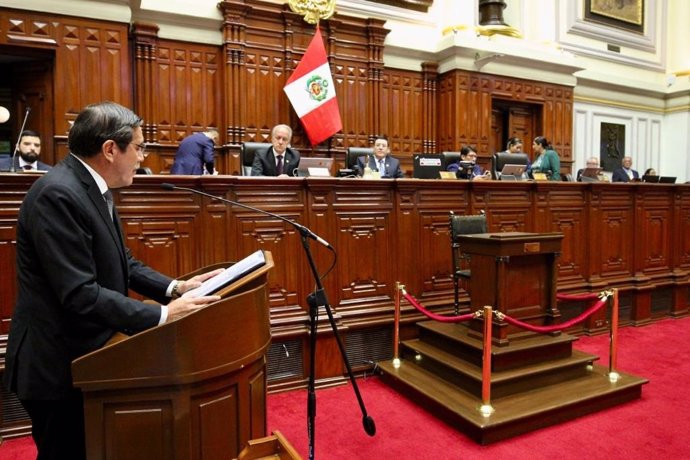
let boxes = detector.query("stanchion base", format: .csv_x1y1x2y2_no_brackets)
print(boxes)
392,358,401,369
478,404,495,417
608,371,620,383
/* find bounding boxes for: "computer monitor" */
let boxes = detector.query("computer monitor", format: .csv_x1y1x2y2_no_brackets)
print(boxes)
642,175,660,183
294,157,334,177
412,154,443,179
499,164,526,181
659,176,676,184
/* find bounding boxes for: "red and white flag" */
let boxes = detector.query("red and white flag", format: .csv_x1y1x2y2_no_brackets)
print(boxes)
283,26,342,145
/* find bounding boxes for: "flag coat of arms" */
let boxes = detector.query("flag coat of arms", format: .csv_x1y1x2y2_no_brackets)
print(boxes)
283,26,342,145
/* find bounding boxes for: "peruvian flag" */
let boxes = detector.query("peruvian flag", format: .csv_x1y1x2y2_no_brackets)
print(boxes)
283,26,342,145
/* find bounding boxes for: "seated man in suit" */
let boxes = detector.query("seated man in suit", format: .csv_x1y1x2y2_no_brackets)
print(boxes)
576,156,599,181
446,145,489,180
0,129,52,171
612,156,639,182
251,124,300,176
355,135,404,178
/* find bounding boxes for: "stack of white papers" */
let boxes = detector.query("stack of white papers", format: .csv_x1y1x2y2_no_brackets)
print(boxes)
184,250,266,298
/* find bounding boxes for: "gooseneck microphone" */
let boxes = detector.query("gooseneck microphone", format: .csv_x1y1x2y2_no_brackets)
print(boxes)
9,106,32,173
160,183,332,248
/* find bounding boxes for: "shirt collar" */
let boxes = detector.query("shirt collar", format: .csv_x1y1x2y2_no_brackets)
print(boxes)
18,157,37,169
70,153,109,194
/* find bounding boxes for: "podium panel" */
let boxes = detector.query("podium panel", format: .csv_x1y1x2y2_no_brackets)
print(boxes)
72,255,273,460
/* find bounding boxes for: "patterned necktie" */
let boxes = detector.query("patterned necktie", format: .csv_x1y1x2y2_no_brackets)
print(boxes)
103,190,114,220
379,159,385,177
276,155,284,175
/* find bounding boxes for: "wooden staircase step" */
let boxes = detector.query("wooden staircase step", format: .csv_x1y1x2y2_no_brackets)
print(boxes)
417,321,580,371
377,358,647,444
400,338,598,398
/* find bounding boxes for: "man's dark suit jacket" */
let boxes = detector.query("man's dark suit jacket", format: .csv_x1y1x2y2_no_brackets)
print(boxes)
4,154,171,401
250,146,300,176
611,167,639,182
355,154,404,178
170,132,215,175
0,156,52,171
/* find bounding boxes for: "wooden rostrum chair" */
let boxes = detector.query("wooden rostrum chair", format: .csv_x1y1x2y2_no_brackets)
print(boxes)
449,210,487,314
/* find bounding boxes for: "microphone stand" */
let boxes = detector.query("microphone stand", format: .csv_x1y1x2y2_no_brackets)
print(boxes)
161,183,376,459
9,107,31,173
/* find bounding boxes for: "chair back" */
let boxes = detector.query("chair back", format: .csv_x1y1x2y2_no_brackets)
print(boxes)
450,212,487,244
491,151,529,179
449,211,487,314
135,167,153,175
440,152,462,171
240,142,271,175
346,147,373,169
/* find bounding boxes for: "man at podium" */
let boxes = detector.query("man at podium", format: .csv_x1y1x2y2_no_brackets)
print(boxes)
3,102,222,460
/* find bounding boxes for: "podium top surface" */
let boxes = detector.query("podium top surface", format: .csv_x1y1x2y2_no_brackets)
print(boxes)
457,232,563,256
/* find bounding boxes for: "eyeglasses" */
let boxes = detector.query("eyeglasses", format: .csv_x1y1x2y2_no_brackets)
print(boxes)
130,142,148,158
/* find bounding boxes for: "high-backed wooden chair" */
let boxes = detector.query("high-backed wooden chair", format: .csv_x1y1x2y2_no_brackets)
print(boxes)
449,211,487,314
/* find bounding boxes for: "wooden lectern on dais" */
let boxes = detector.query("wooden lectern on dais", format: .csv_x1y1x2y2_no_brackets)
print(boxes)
72,252,274,460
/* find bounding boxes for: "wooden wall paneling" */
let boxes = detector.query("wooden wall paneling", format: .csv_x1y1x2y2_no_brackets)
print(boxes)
12,61,55,165
472,182,532,232
671,187,690,316
117,179,205,295
365,20,388,142
329,181,395,311
380,69,425,172
132,23,160,145
436,71,459,152
60,16,132,133
219,1,251,146
0,176,26,337
421,62,439,153
537,184,588,289
0,10,132,155
636,187,674,279
396,180,469,310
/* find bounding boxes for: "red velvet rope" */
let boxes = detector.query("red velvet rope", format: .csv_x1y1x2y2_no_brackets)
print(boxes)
403,292,476,323
401,290,610,332
556,292,603,301
500,297,608,333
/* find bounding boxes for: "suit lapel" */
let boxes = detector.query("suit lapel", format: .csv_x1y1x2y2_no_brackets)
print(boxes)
66,155,128,270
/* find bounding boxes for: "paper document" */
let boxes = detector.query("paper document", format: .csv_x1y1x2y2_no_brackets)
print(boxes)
184,250,266,298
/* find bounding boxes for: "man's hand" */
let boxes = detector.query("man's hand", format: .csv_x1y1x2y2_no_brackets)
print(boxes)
165,295,220,322
176,268,225,296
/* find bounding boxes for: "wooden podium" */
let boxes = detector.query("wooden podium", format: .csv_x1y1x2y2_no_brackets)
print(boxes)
72,253,274,460
457,232,563,344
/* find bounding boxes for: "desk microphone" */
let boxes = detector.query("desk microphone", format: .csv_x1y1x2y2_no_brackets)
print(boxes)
9,107,31,173
160,183,332,248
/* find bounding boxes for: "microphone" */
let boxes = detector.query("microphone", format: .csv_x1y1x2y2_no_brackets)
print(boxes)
160,183,332,248
9,107,31,173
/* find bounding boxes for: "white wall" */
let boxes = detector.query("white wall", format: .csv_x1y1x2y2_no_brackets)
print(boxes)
574,101,668,178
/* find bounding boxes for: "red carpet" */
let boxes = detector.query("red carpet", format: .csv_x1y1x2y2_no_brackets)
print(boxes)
2,317,689,459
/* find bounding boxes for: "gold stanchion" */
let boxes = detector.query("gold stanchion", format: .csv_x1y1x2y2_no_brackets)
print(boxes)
608,288,620,382
479,305,495,416
393,282,403,369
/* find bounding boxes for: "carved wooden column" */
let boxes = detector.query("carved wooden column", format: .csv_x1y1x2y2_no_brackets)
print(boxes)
366,19,387,139
218,1,251,145
421,62,438,153
131,22,160,144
